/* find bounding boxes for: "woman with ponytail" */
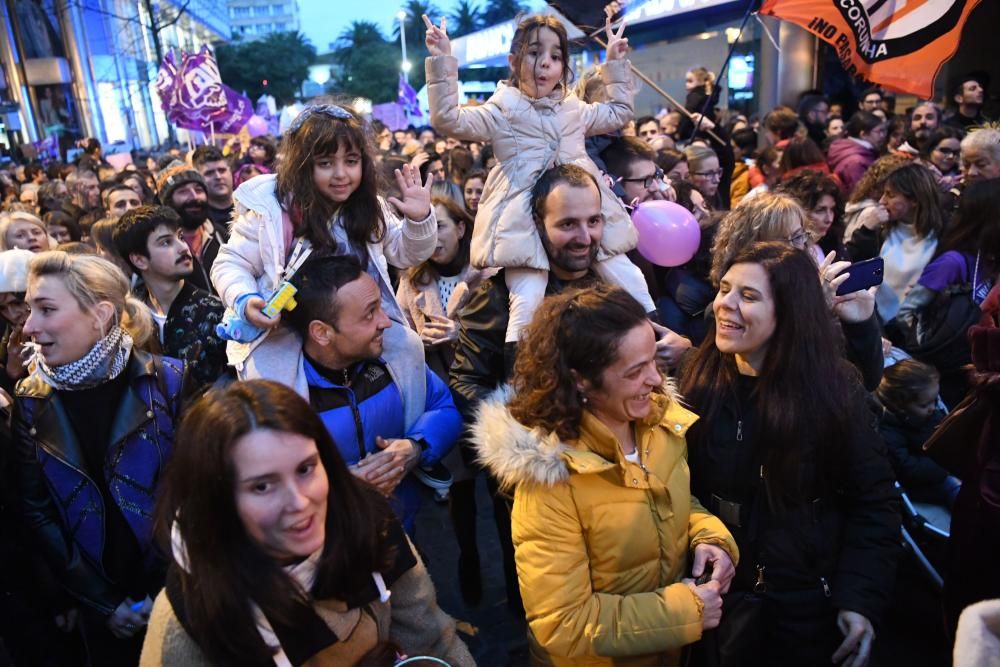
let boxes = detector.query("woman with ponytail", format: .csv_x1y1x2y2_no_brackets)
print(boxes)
13,251,185,665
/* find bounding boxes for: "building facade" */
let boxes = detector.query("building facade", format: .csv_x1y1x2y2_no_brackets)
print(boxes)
0,0,229,157
227,0,300,40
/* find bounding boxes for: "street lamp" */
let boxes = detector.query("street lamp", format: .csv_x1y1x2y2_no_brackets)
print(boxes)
397,10,409,81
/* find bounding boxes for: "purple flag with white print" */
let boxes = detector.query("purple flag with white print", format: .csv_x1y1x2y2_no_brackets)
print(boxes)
397,73,422,118
156,46,253,134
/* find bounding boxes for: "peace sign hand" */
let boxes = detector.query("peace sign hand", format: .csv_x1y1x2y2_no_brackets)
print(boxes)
387,164,433,222
605,15,629,60
423,14,451,57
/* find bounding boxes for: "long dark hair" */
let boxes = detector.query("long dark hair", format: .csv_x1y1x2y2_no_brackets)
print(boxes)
153,380,397,664
508,15,573,97
680,242,859,506
276,102,385,257
509,283,654,440
407,196,472,287
938,178,1000,267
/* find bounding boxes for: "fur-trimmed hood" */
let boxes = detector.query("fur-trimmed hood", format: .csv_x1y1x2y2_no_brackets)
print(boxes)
472,381,691,491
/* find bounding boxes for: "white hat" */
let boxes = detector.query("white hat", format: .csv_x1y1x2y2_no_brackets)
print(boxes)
0,249,34,293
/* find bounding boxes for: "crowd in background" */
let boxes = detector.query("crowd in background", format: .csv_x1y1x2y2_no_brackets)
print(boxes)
0,12,998,667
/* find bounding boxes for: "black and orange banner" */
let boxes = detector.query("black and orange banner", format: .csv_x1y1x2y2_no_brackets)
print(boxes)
760,0,982,98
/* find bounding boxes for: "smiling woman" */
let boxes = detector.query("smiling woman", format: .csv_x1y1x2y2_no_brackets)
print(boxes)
141,380,474,666
472,283,738,665
680,242,900,667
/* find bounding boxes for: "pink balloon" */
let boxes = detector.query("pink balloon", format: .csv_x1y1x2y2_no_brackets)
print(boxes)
631,200,701,267
245,115,269,138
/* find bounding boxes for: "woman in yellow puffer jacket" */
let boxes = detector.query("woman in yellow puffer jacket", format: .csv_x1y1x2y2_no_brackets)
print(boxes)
473,284,738,666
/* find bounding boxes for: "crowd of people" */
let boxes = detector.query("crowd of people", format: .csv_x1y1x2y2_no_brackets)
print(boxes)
0,9,998,667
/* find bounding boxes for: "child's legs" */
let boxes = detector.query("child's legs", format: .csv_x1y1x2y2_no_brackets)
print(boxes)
505,268,548,343
595,254,656,313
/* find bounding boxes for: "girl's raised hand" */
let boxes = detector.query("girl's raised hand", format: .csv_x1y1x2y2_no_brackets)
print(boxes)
423,15,451,57
388,163,433,221
605,15,629,60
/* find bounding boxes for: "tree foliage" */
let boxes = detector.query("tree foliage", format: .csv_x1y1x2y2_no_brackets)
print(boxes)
393,0,438,42
216,31,316,106
329,21,399,104
448,0,483,37
481,0,528,25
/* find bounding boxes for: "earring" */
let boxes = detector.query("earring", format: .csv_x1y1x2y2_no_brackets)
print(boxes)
580,394,588,404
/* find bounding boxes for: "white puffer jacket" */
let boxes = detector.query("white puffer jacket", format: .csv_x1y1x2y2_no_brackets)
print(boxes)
426,55,637,271
210,174,435,403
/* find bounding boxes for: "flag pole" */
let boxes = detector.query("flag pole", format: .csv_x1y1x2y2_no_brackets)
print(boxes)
686,0,757,142
583,32,724,144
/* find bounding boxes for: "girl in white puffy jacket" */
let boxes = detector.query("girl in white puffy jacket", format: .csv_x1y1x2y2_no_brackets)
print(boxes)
424,13,654,342
210,103,436,394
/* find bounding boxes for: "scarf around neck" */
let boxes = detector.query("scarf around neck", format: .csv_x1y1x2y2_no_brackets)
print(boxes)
169,514,417,666
28,325,133,391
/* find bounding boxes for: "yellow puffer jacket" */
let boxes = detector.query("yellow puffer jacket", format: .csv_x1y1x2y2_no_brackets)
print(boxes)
474,386,738,666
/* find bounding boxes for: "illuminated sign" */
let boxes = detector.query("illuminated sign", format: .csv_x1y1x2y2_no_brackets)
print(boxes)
451,9,583,67
463,22,515,65
624,0,739,25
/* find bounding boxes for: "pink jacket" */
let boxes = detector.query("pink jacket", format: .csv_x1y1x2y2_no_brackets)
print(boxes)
827,138,878,196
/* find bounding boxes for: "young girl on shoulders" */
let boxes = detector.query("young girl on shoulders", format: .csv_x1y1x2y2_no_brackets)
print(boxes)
424,12,655,342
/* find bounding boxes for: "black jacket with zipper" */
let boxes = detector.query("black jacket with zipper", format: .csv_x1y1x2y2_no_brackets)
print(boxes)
685,373,900,628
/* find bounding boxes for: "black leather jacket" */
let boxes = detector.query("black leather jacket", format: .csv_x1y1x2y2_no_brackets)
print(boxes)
448,269,601,419
12,351,184,615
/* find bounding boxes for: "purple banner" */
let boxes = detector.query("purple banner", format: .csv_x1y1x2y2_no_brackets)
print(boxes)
397,73,422,118
29,134,59,160
155,46,253,134
371,102,408,131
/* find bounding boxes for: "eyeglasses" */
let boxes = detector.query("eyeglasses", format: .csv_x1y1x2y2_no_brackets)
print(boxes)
787,229,809,247
692,169,723,180
286,104,353,135
620,167,664,190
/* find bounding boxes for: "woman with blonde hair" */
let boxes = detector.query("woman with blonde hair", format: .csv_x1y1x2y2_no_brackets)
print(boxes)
710,192,810,285
0,210,53,252
13,251,184,665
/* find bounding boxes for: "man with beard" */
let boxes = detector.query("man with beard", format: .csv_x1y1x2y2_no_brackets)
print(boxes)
946,73,990,130
113,205,228,387
449,163,690,613
798,93,831,147
156,161,227,295
191,145,234,228
909,102,941,150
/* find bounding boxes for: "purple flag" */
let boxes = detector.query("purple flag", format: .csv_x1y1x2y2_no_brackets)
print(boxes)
30,134,59,160
371,102,408,131
397,73,422,118
156,46,253,134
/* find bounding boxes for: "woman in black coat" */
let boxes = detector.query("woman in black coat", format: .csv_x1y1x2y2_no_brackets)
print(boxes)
680,242,900,667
